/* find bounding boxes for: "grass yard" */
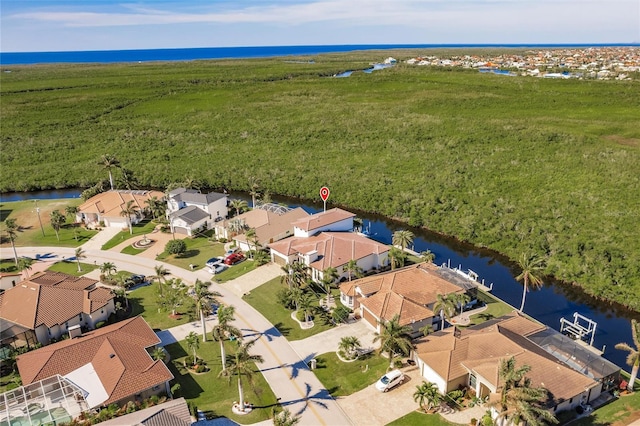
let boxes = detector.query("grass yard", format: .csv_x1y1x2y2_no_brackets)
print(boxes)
46,260,99,276
128,283,196,330
312,351,388,397
121,245,145,255
101,220,158,250
467,290,515,326
386,411,466,426
243,277,337,341
164,339,277,423
156,236,225,271
213,260,258,283
0,259,18,272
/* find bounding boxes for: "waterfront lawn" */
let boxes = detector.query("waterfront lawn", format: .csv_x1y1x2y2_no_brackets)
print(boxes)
386,412,465,426
47,260,99,276
467,290,515,326
313,351,388,397
156,236,225,271
164,339,277,422
128,283,195,330
212,260,258,283
243,277,337,341
101,220,157,250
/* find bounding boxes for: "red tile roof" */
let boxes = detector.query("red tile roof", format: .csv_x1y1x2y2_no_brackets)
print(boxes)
16,316,173,406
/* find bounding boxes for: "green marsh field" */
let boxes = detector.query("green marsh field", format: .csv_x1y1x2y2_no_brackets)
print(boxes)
1,50,639,311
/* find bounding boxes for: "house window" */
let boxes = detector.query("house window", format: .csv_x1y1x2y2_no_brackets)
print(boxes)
469,374,477,388
78,314,82,321
348,296,353,305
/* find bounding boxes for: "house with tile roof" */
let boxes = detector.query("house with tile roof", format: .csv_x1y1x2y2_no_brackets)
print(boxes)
16,316,174,410
413,312,620,416
94,397,191,426
167,188,227,236
339,263,473,335
217,206,309,252
291,208,355,237
0,271,114,349
269,231,390,283
77,189,164,229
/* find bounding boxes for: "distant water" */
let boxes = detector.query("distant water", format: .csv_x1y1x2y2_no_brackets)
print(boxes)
1,44,635,66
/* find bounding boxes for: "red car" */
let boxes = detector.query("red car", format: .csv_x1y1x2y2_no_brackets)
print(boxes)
224,252,245,265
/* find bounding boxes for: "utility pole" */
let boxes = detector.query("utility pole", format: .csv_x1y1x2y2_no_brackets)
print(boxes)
34,200,45,237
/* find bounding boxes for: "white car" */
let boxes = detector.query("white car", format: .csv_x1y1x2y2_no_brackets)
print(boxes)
206,256,224,268
209,264,227,275
375,369,405,392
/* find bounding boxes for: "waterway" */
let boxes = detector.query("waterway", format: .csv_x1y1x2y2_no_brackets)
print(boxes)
1,188,638,370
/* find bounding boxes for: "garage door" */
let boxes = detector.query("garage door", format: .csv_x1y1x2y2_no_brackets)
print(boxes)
174,226,189,235
273,254,287,266
362,308,378,331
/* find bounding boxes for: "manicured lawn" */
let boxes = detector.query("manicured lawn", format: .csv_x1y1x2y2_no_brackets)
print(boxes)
156,236,225,271
467,290,515,326
47,260,99,276
312,351,388,397
121,245,145,255
213,260,258,283
128,283,196,330
386,411,465,426
164,339,278,423
0,259,18,272
101,220,158,250
243,277,338,341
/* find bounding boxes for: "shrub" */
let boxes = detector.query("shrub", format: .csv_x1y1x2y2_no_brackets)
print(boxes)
170,383,181,397
95,321,106,328
332,306,351,324
165,239,186,255
393,358,403,368
470,418,478,426
195,364,207,373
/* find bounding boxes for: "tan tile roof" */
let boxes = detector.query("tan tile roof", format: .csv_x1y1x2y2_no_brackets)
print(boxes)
290,208,355,232
78,190,163,218
16,316,173,406
269,232,388,270
0,271,113,329
233,207,309,245
361,292,434,325
414,314,597,402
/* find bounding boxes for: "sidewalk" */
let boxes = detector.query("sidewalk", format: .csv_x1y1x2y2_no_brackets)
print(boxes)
80,227,122,251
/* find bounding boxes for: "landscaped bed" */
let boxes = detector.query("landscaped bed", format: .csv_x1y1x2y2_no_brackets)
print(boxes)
312,351,388,397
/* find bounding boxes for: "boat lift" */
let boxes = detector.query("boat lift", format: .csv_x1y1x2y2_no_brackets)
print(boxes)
560,312,598,347
441,260,494,291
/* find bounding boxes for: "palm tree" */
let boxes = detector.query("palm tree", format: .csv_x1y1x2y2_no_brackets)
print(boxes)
218,339,264,413
151,264,169,296
182,176,201,190
516,253,545,312
452,292,471,315
492,357,557,426
392,229,415,251
420,249,436,263
321,267,339,305
245,228,257,259
253,250,269,266
414,381,443,412
98,154,120,190
248,176,260,208
212,304,242,370
388,247,406,270
162,279,187,316
151,346,166,362
185,331,200,366
50,210,66,241
193,279,221,342
18,257,34,278
344,259,363,282
74,247,86,273
298,292,316,323
433,294,456,330
4,219,20,265
229,199,248,217
120,200,140,235
144,196,164,220
419,324,434,337
227,219,247,236
112,286,129,310
272,408,300,426
338,336,361,359
100,262,117,279
65,205,79,222
288,287,304,312
281,264,296,289
373,314,413,368
615,319,640,391
118,168,139,190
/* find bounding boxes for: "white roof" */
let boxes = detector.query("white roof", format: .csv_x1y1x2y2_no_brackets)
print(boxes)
64,363,109,408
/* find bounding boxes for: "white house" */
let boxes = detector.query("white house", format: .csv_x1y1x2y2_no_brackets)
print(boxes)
291,208,355,237
0,271,22,292
167,188,228,236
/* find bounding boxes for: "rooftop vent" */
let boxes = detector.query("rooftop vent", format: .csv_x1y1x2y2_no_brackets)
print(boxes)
109,353,116,359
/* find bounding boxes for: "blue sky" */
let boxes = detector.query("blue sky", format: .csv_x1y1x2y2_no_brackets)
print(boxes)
2,0,639,52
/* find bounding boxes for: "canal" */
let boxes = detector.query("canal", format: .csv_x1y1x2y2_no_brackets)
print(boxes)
1,189,638,370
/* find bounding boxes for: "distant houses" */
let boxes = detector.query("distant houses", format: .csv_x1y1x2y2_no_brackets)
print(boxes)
77,189,163,229
166,188,228,236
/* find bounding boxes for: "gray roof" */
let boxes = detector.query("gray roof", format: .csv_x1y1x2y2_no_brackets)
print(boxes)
97,397,191,426
170,188,226,205
170,205,210,225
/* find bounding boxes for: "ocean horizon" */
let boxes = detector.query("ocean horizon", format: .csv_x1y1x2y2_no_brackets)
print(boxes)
1,43,638,66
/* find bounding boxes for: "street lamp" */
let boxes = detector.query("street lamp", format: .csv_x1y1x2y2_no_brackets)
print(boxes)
34,200,45,237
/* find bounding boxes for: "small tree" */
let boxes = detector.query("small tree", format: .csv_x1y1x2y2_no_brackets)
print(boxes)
50,210,66,241
392,229,414,251
420,250,436,263
414,381,443,412
185,331,200,366
65,205,79,222
338,336,362,359
100,262,117,279
162,279,187,315
273,408,300,426
165,239,187,256
74,247,86,272
18,257,34,278
332,306,351,324
120,200,140,235
151,346,166,362
345,259,363,282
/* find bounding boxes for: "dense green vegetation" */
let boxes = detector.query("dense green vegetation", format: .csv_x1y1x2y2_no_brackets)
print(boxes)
1,51,639,310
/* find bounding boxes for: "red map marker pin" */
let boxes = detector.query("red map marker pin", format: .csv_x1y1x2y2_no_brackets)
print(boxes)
320,186,330,202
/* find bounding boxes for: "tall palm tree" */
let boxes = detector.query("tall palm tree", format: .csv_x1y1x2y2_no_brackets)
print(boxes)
338,336,361,359
18,257,34,278
344,259,363,282
4,219,20,265
50,210,66,241
516,253,545,312
212,304,242,370
193,279,221,342
413,381,443,412
452,293,471,315
615,319,640,391
392,229,415,251
492,357,557,426
218,339,264,413
373,314,413,368
74,247,86,272
98,154,120,191
65,205,79,222
144,196,164,220
185,331,200,366
245,228,257,259
433,293,456,330
151,264,169,296
118,168,139,190
229,199,248,217
120,200,140,235
388,247,406,270
248,176,260,208
100,262,117,278
420,249,436,263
